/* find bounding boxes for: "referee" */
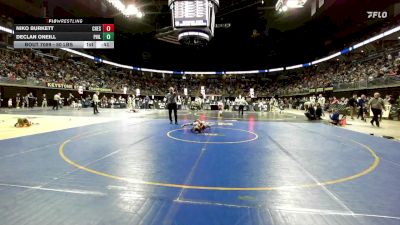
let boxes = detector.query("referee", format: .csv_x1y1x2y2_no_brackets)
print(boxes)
93,91,100,114
166,87,178,124
368,92,385,127
52,93,60,110
238,97,247,116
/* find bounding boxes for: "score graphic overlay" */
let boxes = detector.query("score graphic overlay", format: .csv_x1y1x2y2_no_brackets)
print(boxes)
13,18,114,49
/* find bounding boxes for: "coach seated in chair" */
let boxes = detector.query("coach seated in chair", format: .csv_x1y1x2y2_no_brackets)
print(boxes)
305,104,316,120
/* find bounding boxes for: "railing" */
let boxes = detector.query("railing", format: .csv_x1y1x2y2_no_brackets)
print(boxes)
0,77,46,87
333,80,369,90
276,76,400,96
1,76,400,97
277,89,309,96
334,76,400,91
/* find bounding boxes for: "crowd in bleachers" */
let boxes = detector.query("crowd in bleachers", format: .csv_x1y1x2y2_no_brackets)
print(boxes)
272,55,400,96
0,49,208,95
0,43,400,99
0,49,128,91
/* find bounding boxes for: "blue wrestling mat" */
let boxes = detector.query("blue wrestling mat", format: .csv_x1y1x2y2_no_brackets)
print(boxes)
0,110,399,225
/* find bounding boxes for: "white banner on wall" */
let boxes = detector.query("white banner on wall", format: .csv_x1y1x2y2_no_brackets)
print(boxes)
136,88,140,96
123,87,127,94
250,88,255,98
78,86,83,94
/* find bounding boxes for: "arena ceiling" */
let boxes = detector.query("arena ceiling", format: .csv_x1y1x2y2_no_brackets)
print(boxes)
1,0,400,71
113,0,400,71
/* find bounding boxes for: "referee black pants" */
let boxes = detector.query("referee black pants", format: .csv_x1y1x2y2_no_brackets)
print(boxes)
94,102,99,114
52,100,58,110
357,107,364,120
238,105,244,115
371,108,382,126
168,103,177,123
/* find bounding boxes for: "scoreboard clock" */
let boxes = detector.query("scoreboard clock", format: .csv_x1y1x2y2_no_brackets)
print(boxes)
169,0,219,46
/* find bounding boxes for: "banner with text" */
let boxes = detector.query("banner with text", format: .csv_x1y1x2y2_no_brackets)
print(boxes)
88,87,113,92
47,82,73,89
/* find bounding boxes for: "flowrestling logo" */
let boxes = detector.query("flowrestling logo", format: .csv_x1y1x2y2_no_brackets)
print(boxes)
367,11,388,19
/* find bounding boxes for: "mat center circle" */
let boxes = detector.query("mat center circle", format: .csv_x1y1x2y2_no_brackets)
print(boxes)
167,127,258,144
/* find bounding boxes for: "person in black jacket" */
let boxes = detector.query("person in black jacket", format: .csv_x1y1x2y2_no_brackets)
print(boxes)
315,103,323,120
305,104,316,120
348,94,358,120
357,94,367,121
28,92,35,108
166,87,178,124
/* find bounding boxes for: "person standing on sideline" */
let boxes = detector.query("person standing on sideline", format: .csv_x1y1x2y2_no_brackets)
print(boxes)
238,97,247,116
348,94,358,120
16,93,21,108
42,94,47,108
166,87,178,124
357,94,367,121
127,95,132,110
23,94,29,108
28,92,35,108
368,92,385,127
317,94,326,112
93,91,100,114
53,93,60,110
8,98,12,109
144,95,150,110
132,94,136,111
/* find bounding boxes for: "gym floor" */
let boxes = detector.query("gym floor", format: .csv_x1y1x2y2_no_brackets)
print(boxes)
0,108,399,225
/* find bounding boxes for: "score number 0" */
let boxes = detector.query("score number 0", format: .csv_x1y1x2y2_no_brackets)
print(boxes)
102,24,114,32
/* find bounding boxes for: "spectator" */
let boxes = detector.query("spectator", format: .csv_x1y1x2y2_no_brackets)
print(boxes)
16,93,20,108
8,98,12,109
397,96,400,106
357,94,367,121
144,95,150,110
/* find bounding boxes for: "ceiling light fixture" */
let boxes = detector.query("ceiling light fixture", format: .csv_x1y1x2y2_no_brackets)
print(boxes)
106,0,143,18
125,5,139,16
286,0,306,8
275,0,307,12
